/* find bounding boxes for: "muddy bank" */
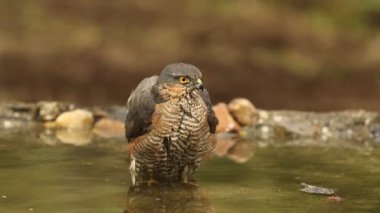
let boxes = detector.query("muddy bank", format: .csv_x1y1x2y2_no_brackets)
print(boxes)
0,101,379,146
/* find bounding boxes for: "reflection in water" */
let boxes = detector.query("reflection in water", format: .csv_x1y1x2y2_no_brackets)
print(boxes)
39,129,94,146
215,136,255,163
226,139,254,163
55,129,93,146
124,184,213,213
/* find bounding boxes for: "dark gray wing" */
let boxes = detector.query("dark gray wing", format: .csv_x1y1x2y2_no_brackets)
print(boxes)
125,76,158,142
200,88,218,133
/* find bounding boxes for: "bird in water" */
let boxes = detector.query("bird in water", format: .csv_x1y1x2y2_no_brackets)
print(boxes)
125,63,218,185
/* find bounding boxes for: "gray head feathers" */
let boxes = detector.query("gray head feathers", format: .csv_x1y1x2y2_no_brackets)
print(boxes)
158,63,202,84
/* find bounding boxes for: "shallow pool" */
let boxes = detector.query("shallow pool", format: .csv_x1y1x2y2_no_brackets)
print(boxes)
0,135,379,212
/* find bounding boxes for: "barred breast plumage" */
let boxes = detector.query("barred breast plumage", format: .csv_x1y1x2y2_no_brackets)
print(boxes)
125,63,218,185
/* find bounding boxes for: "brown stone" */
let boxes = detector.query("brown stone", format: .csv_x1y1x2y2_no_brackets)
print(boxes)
43,121,57,128
93,118,125,138
55,109,94,130
212,103,241,133
228,98,257,126
37,101,74,121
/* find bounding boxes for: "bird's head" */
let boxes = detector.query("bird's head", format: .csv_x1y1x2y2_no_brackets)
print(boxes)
156,63,204,99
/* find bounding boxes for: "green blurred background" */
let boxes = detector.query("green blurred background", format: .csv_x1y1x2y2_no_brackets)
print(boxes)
0,0,379,110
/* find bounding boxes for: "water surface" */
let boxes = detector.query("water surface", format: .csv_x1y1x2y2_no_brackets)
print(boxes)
0,135,379,212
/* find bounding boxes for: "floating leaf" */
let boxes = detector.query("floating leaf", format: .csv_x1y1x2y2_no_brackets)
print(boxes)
299,183,336,195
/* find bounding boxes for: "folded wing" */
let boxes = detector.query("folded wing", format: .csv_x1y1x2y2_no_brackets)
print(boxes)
125,76,158,141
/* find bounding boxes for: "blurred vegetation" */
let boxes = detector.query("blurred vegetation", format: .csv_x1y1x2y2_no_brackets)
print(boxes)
0,0,379,110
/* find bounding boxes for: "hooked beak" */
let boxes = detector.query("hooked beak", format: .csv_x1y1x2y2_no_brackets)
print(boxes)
196,78,204,91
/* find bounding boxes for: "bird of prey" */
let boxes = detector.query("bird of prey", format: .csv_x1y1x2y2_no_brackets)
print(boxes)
125,63,218,185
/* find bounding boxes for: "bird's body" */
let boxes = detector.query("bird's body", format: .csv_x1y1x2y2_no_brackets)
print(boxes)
125,63,218,185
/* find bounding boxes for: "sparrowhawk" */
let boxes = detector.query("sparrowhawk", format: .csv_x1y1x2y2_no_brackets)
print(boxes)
125,63,218,185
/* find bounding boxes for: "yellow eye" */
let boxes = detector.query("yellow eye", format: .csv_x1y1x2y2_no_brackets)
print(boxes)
179,76,190,84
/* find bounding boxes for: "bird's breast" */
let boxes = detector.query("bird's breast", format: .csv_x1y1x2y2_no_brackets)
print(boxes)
152,97,208,138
